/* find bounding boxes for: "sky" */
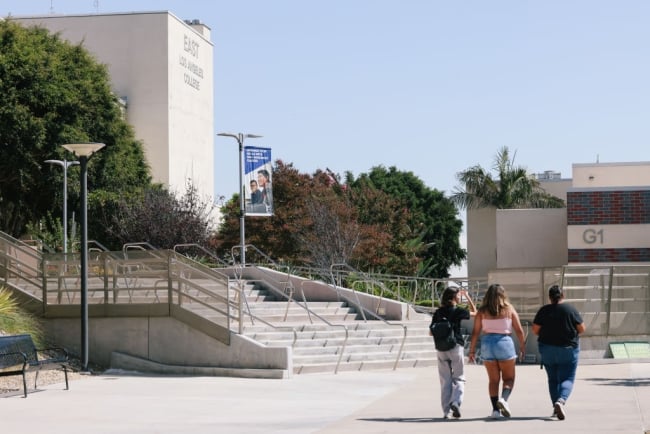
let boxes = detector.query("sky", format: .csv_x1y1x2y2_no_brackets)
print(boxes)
3,1,650,274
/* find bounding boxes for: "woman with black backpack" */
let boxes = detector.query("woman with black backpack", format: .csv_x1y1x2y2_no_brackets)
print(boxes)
430,286,471,419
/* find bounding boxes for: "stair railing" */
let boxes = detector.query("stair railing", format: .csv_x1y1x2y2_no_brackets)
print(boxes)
173,243,231,267
245,266,350,374
329,263,409,370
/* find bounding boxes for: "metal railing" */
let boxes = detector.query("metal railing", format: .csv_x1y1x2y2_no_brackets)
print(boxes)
329,263,407,370
241,265,350,374
560,264,650,336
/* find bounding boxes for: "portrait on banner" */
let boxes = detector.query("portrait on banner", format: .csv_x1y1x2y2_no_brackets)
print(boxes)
244,146,273,216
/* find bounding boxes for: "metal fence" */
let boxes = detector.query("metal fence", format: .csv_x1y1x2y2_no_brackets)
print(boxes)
489,265,650,336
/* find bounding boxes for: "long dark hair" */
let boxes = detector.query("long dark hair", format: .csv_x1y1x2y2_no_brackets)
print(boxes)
441,287,459,307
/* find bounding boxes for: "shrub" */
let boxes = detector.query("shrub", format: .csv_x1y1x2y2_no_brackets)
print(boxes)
0,287,43,345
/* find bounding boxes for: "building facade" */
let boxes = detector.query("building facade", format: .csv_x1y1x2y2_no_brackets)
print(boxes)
12,12,215,201
567,162,650,262
466,162,650,278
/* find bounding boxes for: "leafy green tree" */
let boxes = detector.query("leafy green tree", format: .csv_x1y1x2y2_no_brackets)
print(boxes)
213,162,464,278
348,166,465,278
451,146,565,210
0,20,151,240
298,169,412,273
212,160,316,264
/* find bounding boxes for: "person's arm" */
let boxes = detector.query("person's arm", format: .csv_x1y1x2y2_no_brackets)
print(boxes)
532,323,541,336
468,311,482,362
576,322,586,335
511,308,526,359
460,289,477,314
428,310,438,337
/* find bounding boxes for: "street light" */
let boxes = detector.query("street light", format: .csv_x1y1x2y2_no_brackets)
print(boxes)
217,132,262,266
44,159,80,254
61,142,105,372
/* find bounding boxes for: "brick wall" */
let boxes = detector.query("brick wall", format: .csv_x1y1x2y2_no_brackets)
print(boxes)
568,190,650,224
567,189,650,263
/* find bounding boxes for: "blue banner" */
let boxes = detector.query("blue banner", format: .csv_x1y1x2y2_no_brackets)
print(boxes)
244,146,273,216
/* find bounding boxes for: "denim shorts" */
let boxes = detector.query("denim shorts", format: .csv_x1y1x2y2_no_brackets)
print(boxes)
480,333,516,361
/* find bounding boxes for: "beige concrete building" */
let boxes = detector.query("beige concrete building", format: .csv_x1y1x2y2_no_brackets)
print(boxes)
466,162,650,278
11,12,215,201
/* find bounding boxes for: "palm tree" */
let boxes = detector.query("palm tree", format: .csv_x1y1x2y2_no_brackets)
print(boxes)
451,146,564,210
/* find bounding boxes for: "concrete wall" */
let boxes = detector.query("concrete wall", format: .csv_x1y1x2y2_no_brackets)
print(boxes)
496,208,568,269
241,266,411,320
467,207,497,278
44,315,290,372
467,207,567,278
572,161,650,188
539,178,571,202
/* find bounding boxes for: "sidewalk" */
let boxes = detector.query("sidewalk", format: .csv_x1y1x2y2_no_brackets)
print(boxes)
1,362,649,434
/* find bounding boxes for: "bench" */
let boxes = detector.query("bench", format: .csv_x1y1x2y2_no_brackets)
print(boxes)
0,334,71,397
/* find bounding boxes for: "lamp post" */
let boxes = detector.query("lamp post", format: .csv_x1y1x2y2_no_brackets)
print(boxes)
217,132,262,266
44,159,80,254
62,143,105,372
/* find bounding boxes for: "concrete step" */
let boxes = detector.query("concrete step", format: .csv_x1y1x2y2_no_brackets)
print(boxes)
293,354,437,374
292,340,434,358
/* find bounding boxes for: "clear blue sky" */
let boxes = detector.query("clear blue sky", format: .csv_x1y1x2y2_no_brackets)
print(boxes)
4,1,650,274
5,0,650,200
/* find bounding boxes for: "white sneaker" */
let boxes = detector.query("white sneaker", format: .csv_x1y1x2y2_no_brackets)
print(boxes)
490,410,502,419
497,398,511,417
554,401,566,420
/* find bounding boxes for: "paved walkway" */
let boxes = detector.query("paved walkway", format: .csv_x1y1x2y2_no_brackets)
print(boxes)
1,362,650,433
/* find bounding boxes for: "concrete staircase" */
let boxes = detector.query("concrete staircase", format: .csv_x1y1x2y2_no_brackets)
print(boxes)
237,282,437,374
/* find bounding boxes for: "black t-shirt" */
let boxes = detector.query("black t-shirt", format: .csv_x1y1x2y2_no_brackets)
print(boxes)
533,303,583,348
431,305,471,346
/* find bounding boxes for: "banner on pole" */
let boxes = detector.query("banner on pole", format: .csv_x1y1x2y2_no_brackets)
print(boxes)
244,146,273,216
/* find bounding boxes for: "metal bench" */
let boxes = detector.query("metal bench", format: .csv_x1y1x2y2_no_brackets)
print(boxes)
0,334,71,397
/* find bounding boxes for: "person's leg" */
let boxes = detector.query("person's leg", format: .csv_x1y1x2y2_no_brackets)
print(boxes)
499,358,517,398
483,360,501,408
556,346,579,403
540,343,561,404
449,345,466,416
437,353,453,416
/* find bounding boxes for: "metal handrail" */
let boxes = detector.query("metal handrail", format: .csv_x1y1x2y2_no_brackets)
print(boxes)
231,244,289,269
329,263,408,370
173,260,301,347
246,266,350,374
173,243,230,267
122,242,158,253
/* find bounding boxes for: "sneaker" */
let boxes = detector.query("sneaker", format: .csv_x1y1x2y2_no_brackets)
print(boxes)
450,402,461,418
554,401,566,420
497,398,511,417
490,410,503,419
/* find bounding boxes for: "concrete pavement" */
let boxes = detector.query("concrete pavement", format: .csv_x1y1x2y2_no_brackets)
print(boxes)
2,361,650,433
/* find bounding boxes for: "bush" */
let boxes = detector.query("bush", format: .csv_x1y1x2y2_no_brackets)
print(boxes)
0,287,43,345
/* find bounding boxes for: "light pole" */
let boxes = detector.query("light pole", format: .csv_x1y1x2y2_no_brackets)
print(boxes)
62,143,105,372
217,132,262,266
44,159,80,254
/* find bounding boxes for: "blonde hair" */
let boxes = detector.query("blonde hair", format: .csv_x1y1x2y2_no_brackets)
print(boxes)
479,284,512,317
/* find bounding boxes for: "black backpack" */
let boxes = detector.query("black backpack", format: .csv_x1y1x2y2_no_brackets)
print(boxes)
430,309,457,351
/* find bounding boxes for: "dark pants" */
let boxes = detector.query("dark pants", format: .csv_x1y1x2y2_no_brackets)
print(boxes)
538,342,579,404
